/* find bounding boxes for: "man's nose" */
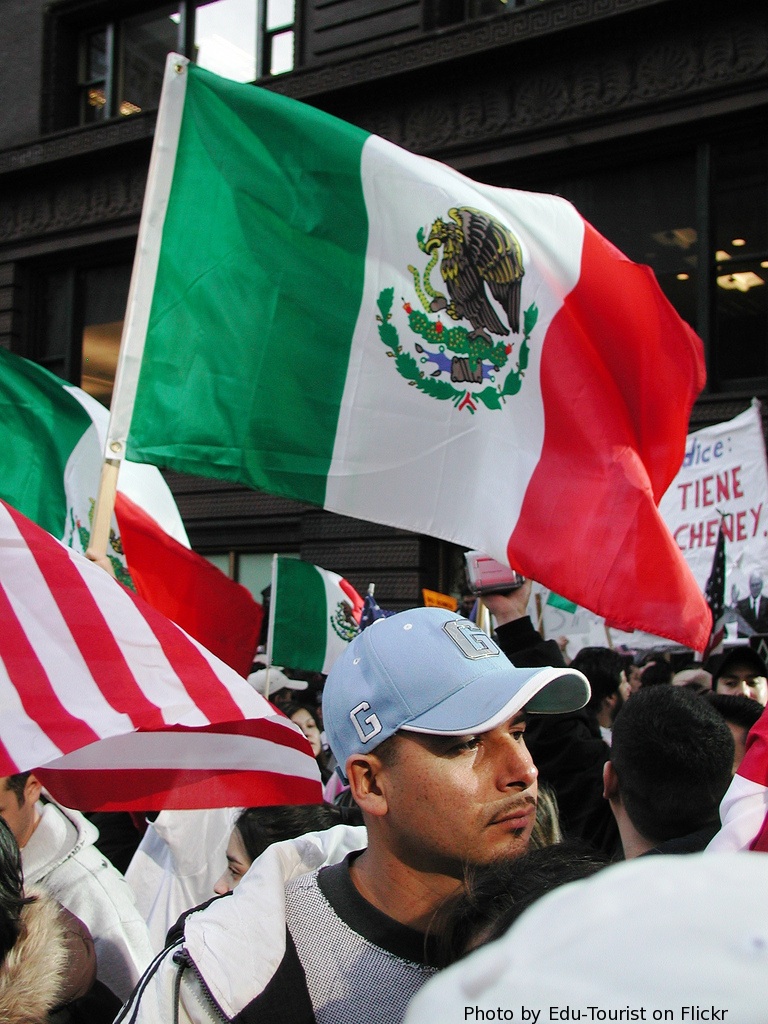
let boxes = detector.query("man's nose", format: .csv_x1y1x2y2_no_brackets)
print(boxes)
494,733,538,789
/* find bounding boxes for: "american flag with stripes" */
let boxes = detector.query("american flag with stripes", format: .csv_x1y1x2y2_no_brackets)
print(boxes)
0,499,321,811
702,518,726,662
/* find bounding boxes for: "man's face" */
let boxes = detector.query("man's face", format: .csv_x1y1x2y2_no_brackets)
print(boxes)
716,664,768,705
376,712,538,879
0,776,41,848
750,575,763,600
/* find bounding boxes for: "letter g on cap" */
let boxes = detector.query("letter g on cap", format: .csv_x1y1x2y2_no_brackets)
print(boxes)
443,618,501,659
350,701,383,744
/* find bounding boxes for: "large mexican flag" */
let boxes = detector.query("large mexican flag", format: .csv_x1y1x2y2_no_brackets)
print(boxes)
107,55,709,650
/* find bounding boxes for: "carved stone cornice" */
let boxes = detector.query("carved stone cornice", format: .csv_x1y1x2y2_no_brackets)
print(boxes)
0,112,154,179
0,162,146,247
271,0,673,101
352,12,768,158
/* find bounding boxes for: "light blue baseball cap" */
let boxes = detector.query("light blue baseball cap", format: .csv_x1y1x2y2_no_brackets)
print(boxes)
323,607,590,773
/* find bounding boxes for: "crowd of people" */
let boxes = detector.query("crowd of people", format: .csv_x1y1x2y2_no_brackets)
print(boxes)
1,579,767,1022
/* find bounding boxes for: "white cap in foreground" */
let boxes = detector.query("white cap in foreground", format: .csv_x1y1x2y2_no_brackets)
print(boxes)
405,852,768,1022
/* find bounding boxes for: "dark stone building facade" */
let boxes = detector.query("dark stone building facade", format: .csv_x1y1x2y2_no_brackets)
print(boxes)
1,0,766,609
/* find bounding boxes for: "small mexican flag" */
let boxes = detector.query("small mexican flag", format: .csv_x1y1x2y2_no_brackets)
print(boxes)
268,557,363,675
0,348,261,674
546,591,578,614
0,347,186,584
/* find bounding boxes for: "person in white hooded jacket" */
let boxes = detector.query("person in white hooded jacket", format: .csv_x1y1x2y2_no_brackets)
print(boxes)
117,823,368,1023
0,773,153,1002
116,608,589,1024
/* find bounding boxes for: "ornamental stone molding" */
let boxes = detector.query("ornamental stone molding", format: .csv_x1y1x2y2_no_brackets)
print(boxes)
0,163,146,247
273,0,670,101
0,1,765,244
353,14,768,157
0,114,154,177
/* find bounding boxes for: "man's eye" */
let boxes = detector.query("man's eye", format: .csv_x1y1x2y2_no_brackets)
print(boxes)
452,736,481,753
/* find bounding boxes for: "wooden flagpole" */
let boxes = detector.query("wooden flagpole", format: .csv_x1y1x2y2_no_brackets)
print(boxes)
87,56,189,564
263,554,279,700
86,457,121,562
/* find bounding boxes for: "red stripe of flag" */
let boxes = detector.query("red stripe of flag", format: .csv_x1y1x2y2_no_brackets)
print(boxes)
9,504,167,730
338,577,364,623
508,222,710,651
115,492,263,677
0,583,100,753
36,766,323,812
161,715,318,754
117,582,247,723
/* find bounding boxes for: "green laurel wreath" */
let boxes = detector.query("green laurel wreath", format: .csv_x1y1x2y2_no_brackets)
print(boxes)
376,288,537,412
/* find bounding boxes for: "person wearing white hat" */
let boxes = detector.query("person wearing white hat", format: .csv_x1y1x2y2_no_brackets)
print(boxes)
404,852,768,1022
117,607,589,1024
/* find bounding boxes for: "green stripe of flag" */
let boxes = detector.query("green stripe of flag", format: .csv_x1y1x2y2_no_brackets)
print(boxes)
546,591,578,613
271,558,332,672
127,65,371,506
0,348,92,537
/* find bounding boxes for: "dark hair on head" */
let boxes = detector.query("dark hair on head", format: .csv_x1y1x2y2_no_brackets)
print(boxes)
0,818,35,963
3,773,31,808
233,803,356,864
638,659,673,688
280,700,318,722
569,647,627,706
281,702,338,781
430,840,608,967
370,733,399,768
610,685,734,843
704,692,764,732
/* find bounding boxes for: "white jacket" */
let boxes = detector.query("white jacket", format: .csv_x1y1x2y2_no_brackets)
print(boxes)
22,799,153,1002
117,823,368,1023
126,807,240,951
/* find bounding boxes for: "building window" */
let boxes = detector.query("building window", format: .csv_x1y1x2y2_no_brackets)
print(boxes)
427,0,549,30
71,1,294,126
29,256,133,408
194,0,258,81
506,133,767,395
540,152,700,336
712,134,768,389
78,6,181,122
261,0,295,77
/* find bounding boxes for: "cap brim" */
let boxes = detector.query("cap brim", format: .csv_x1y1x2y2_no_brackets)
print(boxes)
400,666,590,736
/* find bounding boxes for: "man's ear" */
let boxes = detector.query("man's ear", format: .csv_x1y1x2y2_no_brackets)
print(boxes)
603,760,620,802
23,775,43,807
346,754,389,818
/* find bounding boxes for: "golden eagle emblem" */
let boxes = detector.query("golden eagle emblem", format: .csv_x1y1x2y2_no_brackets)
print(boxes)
375,205,536,414
422,207,525,341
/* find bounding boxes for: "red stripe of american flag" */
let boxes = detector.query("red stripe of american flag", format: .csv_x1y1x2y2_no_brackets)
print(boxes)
0,581,100,751
117,580,247,724
162,715,316,753
8,503,167,730
37,767,323,812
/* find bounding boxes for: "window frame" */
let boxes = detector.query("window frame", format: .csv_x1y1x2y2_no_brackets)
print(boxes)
65,0,298,127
